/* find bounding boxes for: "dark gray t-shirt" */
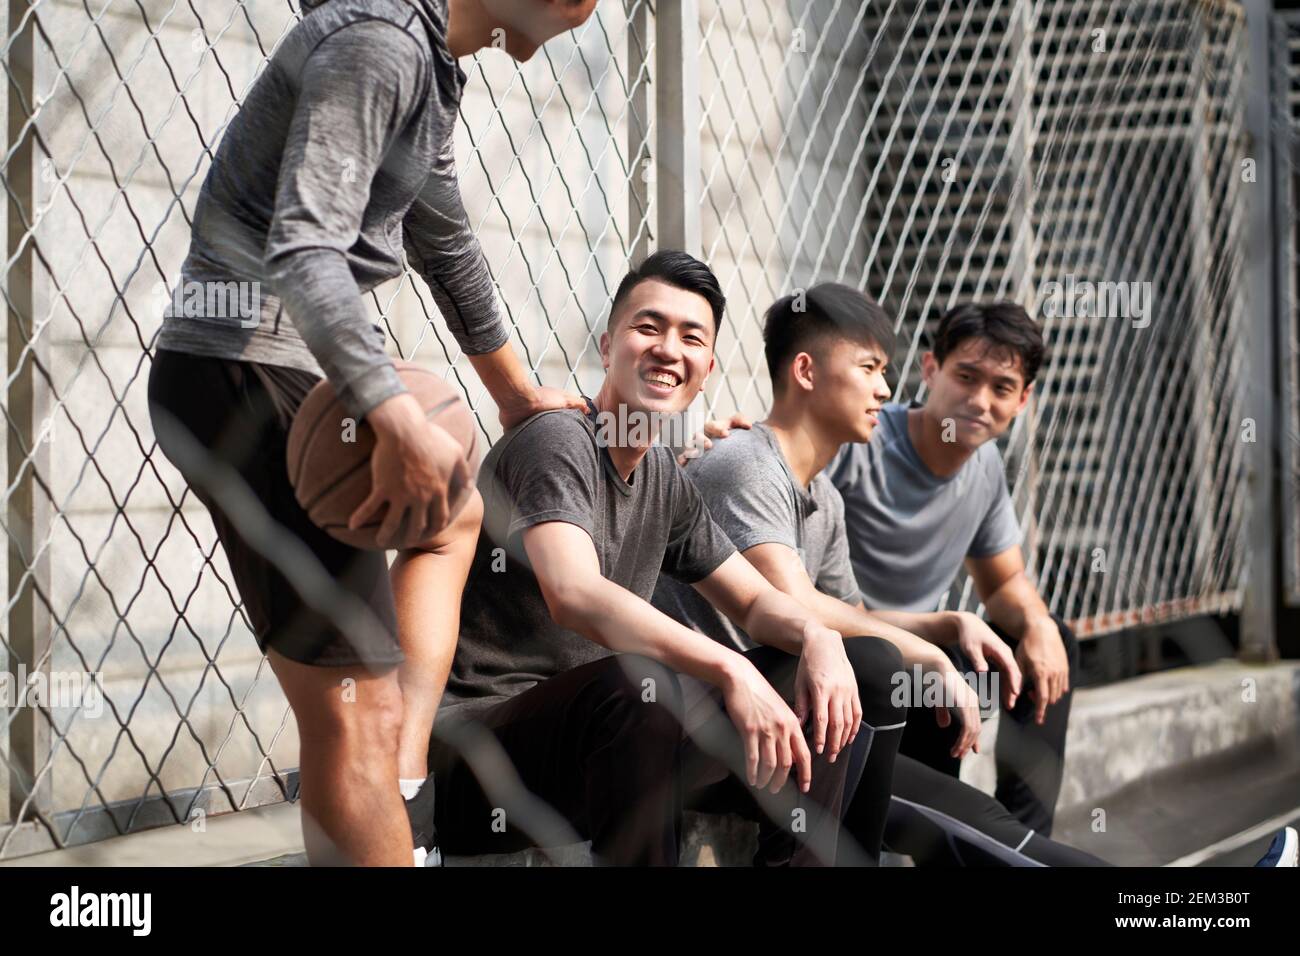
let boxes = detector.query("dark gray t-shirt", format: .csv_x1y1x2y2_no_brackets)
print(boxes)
155,0,507,422
651,423,859,652
440,403,738,722
826,401,1022,612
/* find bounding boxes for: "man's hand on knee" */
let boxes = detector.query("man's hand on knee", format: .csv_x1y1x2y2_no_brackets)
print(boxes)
1015,616,1070,725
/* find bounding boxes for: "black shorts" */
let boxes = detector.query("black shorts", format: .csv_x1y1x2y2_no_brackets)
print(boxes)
147,347,403,669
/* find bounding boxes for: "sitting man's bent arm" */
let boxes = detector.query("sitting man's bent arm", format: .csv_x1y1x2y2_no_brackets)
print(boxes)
525,520,744,684
853,603,1022,709
688,552,863,759
729,541,992,758
522,520,815,793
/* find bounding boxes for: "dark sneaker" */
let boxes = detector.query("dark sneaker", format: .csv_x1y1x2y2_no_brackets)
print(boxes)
1255,826,1298,867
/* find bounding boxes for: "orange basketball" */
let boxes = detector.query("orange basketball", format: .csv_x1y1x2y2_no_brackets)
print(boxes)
286,360,481,550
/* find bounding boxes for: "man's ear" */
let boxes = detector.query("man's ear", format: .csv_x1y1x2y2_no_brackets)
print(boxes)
1016,380,1034,415
599,331,611,370
920,351,937,387
791,352,816,392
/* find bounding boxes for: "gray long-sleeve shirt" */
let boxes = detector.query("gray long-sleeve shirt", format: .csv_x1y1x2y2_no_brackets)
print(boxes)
155,0,508,421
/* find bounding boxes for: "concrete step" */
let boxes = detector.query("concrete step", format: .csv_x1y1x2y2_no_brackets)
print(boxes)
1052,735,1300,866
249,813,765,868
10,660,1297,867
1049,659,1298,821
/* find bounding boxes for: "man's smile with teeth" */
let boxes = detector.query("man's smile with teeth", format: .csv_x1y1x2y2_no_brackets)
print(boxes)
645,369,681,387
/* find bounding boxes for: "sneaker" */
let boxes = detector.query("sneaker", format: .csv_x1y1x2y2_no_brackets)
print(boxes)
403,778,443,868
1255,826,1298,867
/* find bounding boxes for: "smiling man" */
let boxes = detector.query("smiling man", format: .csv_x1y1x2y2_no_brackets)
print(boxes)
825,302,1076,835
400,251,934,865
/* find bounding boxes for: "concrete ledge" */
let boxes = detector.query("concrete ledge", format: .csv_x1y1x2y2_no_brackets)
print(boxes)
958,661,1300,815
246,812,760,867
8,660,1298,867
249,813,911,867
1050,660,1300,820
2,801,304,868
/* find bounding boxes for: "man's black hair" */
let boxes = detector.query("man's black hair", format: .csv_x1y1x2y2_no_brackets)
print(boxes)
609,250,726,335
762,283,895,394
931,302,1046,385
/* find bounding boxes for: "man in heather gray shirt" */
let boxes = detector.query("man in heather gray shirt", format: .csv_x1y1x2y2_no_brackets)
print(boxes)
653,422,863,653
147,0,598,867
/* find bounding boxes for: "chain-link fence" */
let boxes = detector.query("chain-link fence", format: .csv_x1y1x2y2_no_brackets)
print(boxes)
0,0,1263,859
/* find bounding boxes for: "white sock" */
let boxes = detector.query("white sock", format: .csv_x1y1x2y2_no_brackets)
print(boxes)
413,846,428,867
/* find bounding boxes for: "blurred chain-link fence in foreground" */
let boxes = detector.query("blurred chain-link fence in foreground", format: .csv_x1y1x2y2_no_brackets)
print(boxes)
0,0,1274,858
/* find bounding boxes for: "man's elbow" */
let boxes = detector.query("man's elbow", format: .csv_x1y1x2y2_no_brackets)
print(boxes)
541,580,592,633
739,585,784,636
261,247,314,299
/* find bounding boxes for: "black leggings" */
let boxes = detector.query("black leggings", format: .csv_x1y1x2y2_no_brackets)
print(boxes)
829,634,1103,866
428,640,1102,866
885,754,1107,866
898,615,1081,835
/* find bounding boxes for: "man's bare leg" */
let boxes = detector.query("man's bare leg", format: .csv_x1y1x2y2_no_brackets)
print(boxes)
390,488,483,780
267,649,410,866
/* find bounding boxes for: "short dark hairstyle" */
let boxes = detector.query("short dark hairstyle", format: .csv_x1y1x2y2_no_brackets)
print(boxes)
763,283,895,394
931,302,1046,385
609,250,726,335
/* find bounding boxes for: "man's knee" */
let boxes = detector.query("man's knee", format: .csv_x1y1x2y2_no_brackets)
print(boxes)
413,486,484,554
597,655,686,733
297,673,404,765
843,636,907,726
587,655,691,749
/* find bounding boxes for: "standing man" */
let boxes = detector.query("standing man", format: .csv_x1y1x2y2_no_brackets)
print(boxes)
147,0,598,865
825,302,1076,834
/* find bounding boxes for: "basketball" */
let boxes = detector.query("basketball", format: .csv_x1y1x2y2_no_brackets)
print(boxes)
286,359,481,551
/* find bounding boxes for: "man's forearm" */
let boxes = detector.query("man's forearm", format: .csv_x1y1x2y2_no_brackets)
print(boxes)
467,344,540,421
266,248,407,422
870,609,959,645
835,603,954,672
743,587,951,674
982,572,1054,639
737,587,823,655
559,577,743,690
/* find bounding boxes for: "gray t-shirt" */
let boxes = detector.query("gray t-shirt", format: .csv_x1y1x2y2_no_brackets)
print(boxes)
651,423,860,652
441,402,738,722
155,0,507,422
826,401,1022,612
